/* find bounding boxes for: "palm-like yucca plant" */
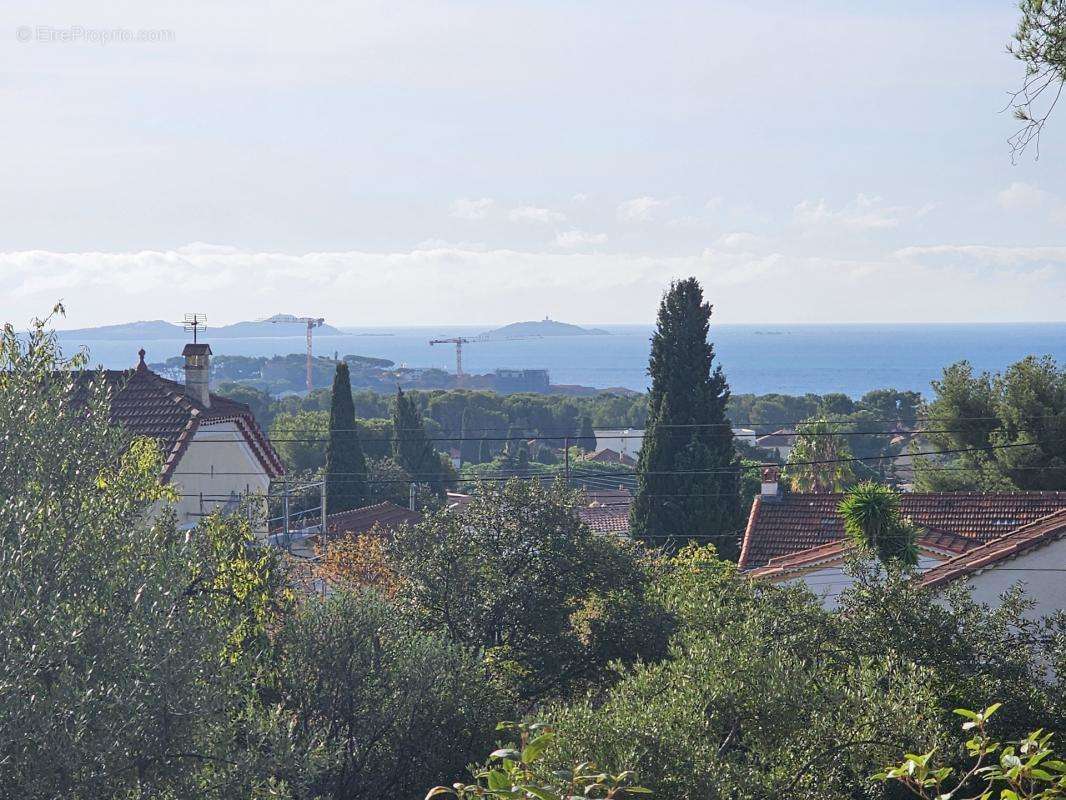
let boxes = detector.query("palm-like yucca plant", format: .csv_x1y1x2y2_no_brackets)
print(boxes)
838,482,919,567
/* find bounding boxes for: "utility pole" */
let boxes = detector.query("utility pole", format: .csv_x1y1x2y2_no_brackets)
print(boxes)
320,482,327,533
282,477,291,547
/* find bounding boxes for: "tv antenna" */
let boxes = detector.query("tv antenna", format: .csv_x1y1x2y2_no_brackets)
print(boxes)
181,313,207,343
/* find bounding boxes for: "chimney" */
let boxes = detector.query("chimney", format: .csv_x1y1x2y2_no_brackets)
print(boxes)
182,343,212,407
760,466,781,499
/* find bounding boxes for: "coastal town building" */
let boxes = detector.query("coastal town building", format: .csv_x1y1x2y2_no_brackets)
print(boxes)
83,344,284,533
754,429,797,461
742,469,1066,609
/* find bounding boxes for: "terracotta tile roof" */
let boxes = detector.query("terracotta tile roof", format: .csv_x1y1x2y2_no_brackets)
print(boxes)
578,504,631,535
587,448,637,467
584,487,633,506
324,501,421,537
739,491,1066,570
749,528,978,581
920,509,1066,590
72,357,283,481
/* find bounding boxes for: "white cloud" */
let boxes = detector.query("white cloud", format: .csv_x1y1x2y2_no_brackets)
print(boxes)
509,205,566,224
555,230,608,248
894,244,1066,268
617,195,665,222
6,240,1065,333
714,231,763,250
793,193,902,231
571,192,589,203
997,181,1051,210
449,197,495,220
996,182,1066,224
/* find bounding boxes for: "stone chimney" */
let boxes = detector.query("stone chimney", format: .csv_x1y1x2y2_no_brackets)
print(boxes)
182,343,212,407
760,466,781,499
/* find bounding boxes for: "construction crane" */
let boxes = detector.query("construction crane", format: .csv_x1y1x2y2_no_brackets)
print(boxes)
429,337,473,384
266,314,325,394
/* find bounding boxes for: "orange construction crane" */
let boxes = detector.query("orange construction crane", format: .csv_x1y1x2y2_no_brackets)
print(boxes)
266,314,325,393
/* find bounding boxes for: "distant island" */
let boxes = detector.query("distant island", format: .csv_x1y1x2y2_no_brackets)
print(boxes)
481,318,609,339
56,317,346,340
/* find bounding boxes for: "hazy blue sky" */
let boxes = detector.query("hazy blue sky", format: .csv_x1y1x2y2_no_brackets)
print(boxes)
3,0,1065,327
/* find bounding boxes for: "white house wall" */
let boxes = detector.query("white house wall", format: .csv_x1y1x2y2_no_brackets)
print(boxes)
953,536,1066,620
783,553,947,610
168,420,272,535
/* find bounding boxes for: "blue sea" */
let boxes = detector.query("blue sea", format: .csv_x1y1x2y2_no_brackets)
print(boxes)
56,323,1066,399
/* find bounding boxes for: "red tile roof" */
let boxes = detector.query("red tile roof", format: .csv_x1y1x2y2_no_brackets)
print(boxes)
739,491,1066,570
324,501,421,537
73,357,283,481
920,509,1066,590
749,528,977,581
578,504,631,535
587,448,637,467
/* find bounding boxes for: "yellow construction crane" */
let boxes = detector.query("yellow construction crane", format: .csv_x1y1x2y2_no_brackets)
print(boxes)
266,314,325,393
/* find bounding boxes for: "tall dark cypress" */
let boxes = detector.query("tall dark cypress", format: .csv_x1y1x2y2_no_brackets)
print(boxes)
392,388,445,497
459,407,479,465
324,362,368,515
630,278,741,557
576,416,597,452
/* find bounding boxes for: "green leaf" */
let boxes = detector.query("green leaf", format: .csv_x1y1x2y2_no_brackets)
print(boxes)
490,748,522,761
487,770,511,791
521,733,555,764
519,785,560,800
953,708,980,720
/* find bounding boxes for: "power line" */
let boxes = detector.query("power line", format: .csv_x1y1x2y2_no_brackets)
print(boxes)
167,438,1053,479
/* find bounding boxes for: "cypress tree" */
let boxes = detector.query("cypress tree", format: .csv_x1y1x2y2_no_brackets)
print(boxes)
392,388,444,497
576,415,597,451
477,437,491,464
324,362,368,515
630,277,741,556
459,407,479,465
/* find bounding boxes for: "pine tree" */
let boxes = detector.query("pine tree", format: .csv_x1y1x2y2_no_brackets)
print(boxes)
392,388,444,498
577,415,597,452
630,278,742,556
324,362,368,515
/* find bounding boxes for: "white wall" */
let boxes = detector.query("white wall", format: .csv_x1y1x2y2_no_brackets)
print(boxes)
168,420,273,535
595,429,644,459
780,553,946,610
955,536,1066,620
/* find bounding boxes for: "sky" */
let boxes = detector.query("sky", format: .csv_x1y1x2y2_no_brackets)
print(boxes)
2,0,1066,327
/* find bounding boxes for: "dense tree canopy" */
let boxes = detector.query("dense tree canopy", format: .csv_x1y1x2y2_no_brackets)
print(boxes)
389,480,672,703
0,312,286,799
917,356,1066,491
